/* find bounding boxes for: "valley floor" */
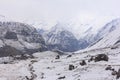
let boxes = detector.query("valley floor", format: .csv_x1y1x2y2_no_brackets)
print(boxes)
0,46,120,80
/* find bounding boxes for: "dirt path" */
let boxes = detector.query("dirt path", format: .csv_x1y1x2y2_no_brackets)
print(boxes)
26,60,38,80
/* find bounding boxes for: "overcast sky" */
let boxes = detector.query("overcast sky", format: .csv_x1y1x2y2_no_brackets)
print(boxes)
0,0,120,30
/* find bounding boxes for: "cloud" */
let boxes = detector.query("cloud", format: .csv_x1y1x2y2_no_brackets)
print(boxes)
0,0,120,29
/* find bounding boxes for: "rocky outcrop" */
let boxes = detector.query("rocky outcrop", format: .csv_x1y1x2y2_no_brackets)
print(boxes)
4,31,18,40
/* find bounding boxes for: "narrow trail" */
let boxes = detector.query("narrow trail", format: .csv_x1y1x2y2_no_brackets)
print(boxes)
26,60,38,80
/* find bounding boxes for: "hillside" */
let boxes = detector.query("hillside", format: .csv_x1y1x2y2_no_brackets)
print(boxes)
0,21,47,57
89,19,120,49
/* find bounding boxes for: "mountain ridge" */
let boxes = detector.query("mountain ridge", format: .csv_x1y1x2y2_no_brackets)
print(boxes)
0,21,47,57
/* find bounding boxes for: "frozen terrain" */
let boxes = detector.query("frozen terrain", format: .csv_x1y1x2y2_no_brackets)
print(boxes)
0,45,120,80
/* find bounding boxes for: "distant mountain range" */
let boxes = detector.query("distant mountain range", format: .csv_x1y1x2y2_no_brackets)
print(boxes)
38,18,120,52
0,18,120,56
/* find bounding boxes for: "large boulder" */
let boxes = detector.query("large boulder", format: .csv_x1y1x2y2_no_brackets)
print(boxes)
94,54,109,62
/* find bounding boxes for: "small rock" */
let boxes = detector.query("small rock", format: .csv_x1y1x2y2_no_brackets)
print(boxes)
58,76,65,79
116,69,120,79
80,60,86,66
69,64,75,70
67,55,72,58
88,56,94,62
55,55,60,59
112,71,117,76
105,65,112,70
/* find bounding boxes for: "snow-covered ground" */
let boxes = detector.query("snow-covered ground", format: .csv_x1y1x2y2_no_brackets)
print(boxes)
0,46,120,80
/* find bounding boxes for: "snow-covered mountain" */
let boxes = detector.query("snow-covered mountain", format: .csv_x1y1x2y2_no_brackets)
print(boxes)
38,22,100,52
88,18,120,49
78,27,97,49
0,21,47,57
41,23,80,52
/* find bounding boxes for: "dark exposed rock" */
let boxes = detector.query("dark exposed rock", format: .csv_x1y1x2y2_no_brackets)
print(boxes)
88,56,94,62
4,31,18,40
21,29,30,36
3,62,9,64
80,60,86,66
55,55,60,59
115,40,120,45
94,54,109,62
13,54,34,60
69,64,75,70
111,68,115,71
116,69,120,79
31,60,38,63
105,65,112,70
67,55,72,58
111,46,118,49
28,33,45,44
58,76,65,79
112,70,117,76
0,46,22,57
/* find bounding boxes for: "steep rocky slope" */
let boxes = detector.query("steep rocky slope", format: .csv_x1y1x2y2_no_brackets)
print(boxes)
0,22,47,57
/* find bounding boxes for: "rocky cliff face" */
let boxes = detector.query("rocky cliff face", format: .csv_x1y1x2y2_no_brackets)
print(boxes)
0,22,47,57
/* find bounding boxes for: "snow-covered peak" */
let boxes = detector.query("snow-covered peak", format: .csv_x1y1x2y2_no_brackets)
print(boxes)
49,23,67,33
96,18,120,39
76,18,120,52
42,23,80,52
88,18,120,49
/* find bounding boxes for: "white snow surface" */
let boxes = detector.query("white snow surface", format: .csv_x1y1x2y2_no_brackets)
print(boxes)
0,46,120,80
